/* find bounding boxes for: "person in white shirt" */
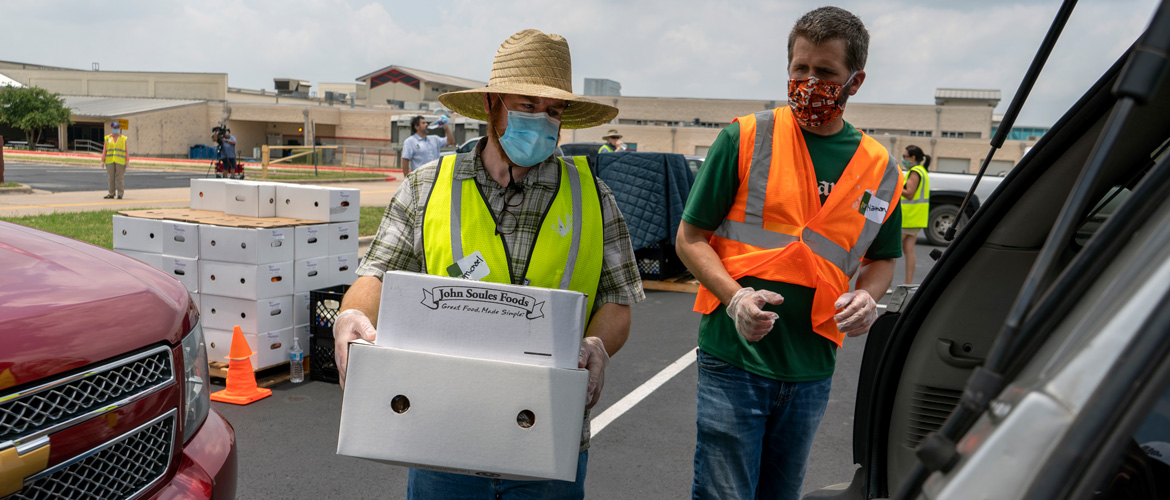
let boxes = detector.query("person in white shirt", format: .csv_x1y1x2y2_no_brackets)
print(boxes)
401,115,453,174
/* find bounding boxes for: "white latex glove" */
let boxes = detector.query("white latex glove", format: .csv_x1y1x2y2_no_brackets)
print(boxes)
725,287,784,342
333,309,378,389
578,337,609,409
834,290,878,337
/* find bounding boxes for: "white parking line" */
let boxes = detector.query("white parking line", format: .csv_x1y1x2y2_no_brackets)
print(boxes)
591,348,697,437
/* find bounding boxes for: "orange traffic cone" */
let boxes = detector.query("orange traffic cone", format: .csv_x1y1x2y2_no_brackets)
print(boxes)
210,326,272,405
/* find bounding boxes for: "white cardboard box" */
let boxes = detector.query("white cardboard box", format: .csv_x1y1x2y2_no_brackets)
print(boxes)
275,185,360,222
206,327,293,370
337,344,587,481
114,248,164,269
328,222,359,255
199,225,294,264
293,292,311,326
190,178,229,211
112,216,164,253
224,181,278,218
160,255,199,293
375,271,586,369
162,221,200,258
200,294,294,333
199,261,293,300
295,257,332,293
330,253,359,286
294,224,329,260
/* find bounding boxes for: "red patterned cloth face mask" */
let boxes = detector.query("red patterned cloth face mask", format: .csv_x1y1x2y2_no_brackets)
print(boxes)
787,72,857,128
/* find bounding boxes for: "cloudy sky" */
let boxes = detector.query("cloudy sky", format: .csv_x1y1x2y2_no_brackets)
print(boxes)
1,0,1158,127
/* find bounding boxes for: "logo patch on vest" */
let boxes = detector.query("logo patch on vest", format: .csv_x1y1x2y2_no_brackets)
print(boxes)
555,213,573,237
858,191,889,223
446,250,491,281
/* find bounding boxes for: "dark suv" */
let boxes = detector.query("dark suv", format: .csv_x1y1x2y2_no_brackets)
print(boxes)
0,221,237,499
807,3,1170,499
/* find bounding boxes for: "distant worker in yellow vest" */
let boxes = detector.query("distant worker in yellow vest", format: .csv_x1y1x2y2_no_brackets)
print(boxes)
331,29,644,499
900,145,931,285
102,121,129,199
598,129,624,153
676,7,903,499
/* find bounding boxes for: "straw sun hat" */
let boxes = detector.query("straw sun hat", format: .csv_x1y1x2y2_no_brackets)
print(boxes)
438,29,618,129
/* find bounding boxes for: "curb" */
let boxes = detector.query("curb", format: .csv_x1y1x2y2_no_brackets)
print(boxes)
0,184,34,194
359,235,375,245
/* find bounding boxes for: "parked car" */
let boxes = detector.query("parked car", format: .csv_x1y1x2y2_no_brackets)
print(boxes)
684,155,705,176
557,142,605,170
0,221,237,499
922,171,1005,246
805,4,1170,500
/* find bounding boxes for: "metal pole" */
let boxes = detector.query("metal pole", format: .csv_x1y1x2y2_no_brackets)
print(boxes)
0,135,5,184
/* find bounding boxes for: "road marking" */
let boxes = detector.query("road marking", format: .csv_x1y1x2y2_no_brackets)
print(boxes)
591,348,697,437
0,199,188,211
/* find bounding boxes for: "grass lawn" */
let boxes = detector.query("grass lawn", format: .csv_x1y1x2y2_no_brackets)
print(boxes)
359,205,384,237
1,182,22,187
1,210,122,249
2,207,388,249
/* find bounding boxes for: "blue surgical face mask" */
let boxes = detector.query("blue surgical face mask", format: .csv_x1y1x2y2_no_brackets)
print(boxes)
901,157,914,168
495,98,562,167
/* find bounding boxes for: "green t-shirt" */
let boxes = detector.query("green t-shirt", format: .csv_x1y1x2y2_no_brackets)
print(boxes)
682,120,903,381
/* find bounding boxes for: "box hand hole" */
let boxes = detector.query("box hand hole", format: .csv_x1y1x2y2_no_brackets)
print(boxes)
517,410,535,429
391,395,410,414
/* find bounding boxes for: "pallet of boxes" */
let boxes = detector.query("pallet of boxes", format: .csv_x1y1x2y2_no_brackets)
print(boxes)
111,178,359,384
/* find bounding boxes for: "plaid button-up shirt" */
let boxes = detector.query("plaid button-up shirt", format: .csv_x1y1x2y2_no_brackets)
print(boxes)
356,146,645,452
357,148,645,309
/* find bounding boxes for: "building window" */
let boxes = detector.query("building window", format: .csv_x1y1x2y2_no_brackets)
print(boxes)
941,131,966,139
861,128,877,135
909,130,933,137
431,87,439,92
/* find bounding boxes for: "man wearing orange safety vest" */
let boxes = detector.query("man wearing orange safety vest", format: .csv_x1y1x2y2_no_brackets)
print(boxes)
676,7,903,500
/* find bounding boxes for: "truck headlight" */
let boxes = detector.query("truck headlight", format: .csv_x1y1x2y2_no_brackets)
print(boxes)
181,322,211,443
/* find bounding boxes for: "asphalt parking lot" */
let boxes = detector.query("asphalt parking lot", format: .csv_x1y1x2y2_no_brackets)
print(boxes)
3,161,209,192
213,242,937,499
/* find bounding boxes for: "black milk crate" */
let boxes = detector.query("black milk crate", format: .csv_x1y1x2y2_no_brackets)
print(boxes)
309,284,351,342
309,284,349,384
635,240,686,280
310,336,339,384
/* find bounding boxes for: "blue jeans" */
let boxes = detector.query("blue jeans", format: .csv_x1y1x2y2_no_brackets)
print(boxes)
692,349,832,500
406,450,588,500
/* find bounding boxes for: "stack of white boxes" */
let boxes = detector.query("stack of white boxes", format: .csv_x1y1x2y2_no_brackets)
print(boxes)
114,178,360,372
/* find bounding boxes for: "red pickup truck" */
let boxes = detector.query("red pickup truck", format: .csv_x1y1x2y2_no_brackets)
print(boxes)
0,220,237,499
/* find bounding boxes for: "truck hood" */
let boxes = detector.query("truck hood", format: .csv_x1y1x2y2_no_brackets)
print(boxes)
0,221,194,388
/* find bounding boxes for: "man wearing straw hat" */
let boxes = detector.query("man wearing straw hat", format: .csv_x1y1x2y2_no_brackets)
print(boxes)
599,129,623,153
333,29,644,499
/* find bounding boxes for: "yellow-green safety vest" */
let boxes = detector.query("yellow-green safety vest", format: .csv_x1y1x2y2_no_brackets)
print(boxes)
902,164,930,228
598,144,615,154
422,153,605,323
104,134,128,165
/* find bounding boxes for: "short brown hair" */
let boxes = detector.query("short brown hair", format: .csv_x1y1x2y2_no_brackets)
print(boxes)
787,6,870,73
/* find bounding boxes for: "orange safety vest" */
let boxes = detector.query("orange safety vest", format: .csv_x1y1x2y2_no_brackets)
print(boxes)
693,107,903,346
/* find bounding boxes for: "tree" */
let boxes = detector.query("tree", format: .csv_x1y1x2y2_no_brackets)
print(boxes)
0,85,72,148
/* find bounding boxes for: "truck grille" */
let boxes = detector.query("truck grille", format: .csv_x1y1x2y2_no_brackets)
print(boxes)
0,347,174,443
9,411,176,500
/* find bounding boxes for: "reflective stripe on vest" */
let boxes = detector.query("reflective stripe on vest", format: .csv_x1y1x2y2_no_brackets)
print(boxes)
901,164,930,228
422,153,605,322
598,144,615,154
694,107,903,346
104,135,127,165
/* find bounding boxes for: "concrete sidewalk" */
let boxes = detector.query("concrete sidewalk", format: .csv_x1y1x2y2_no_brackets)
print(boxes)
0,178,403,218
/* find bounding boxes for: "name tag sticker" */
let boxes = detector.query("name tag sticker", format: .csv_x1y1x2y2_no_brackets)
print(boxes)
864,195,890,223
447,250,490,281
